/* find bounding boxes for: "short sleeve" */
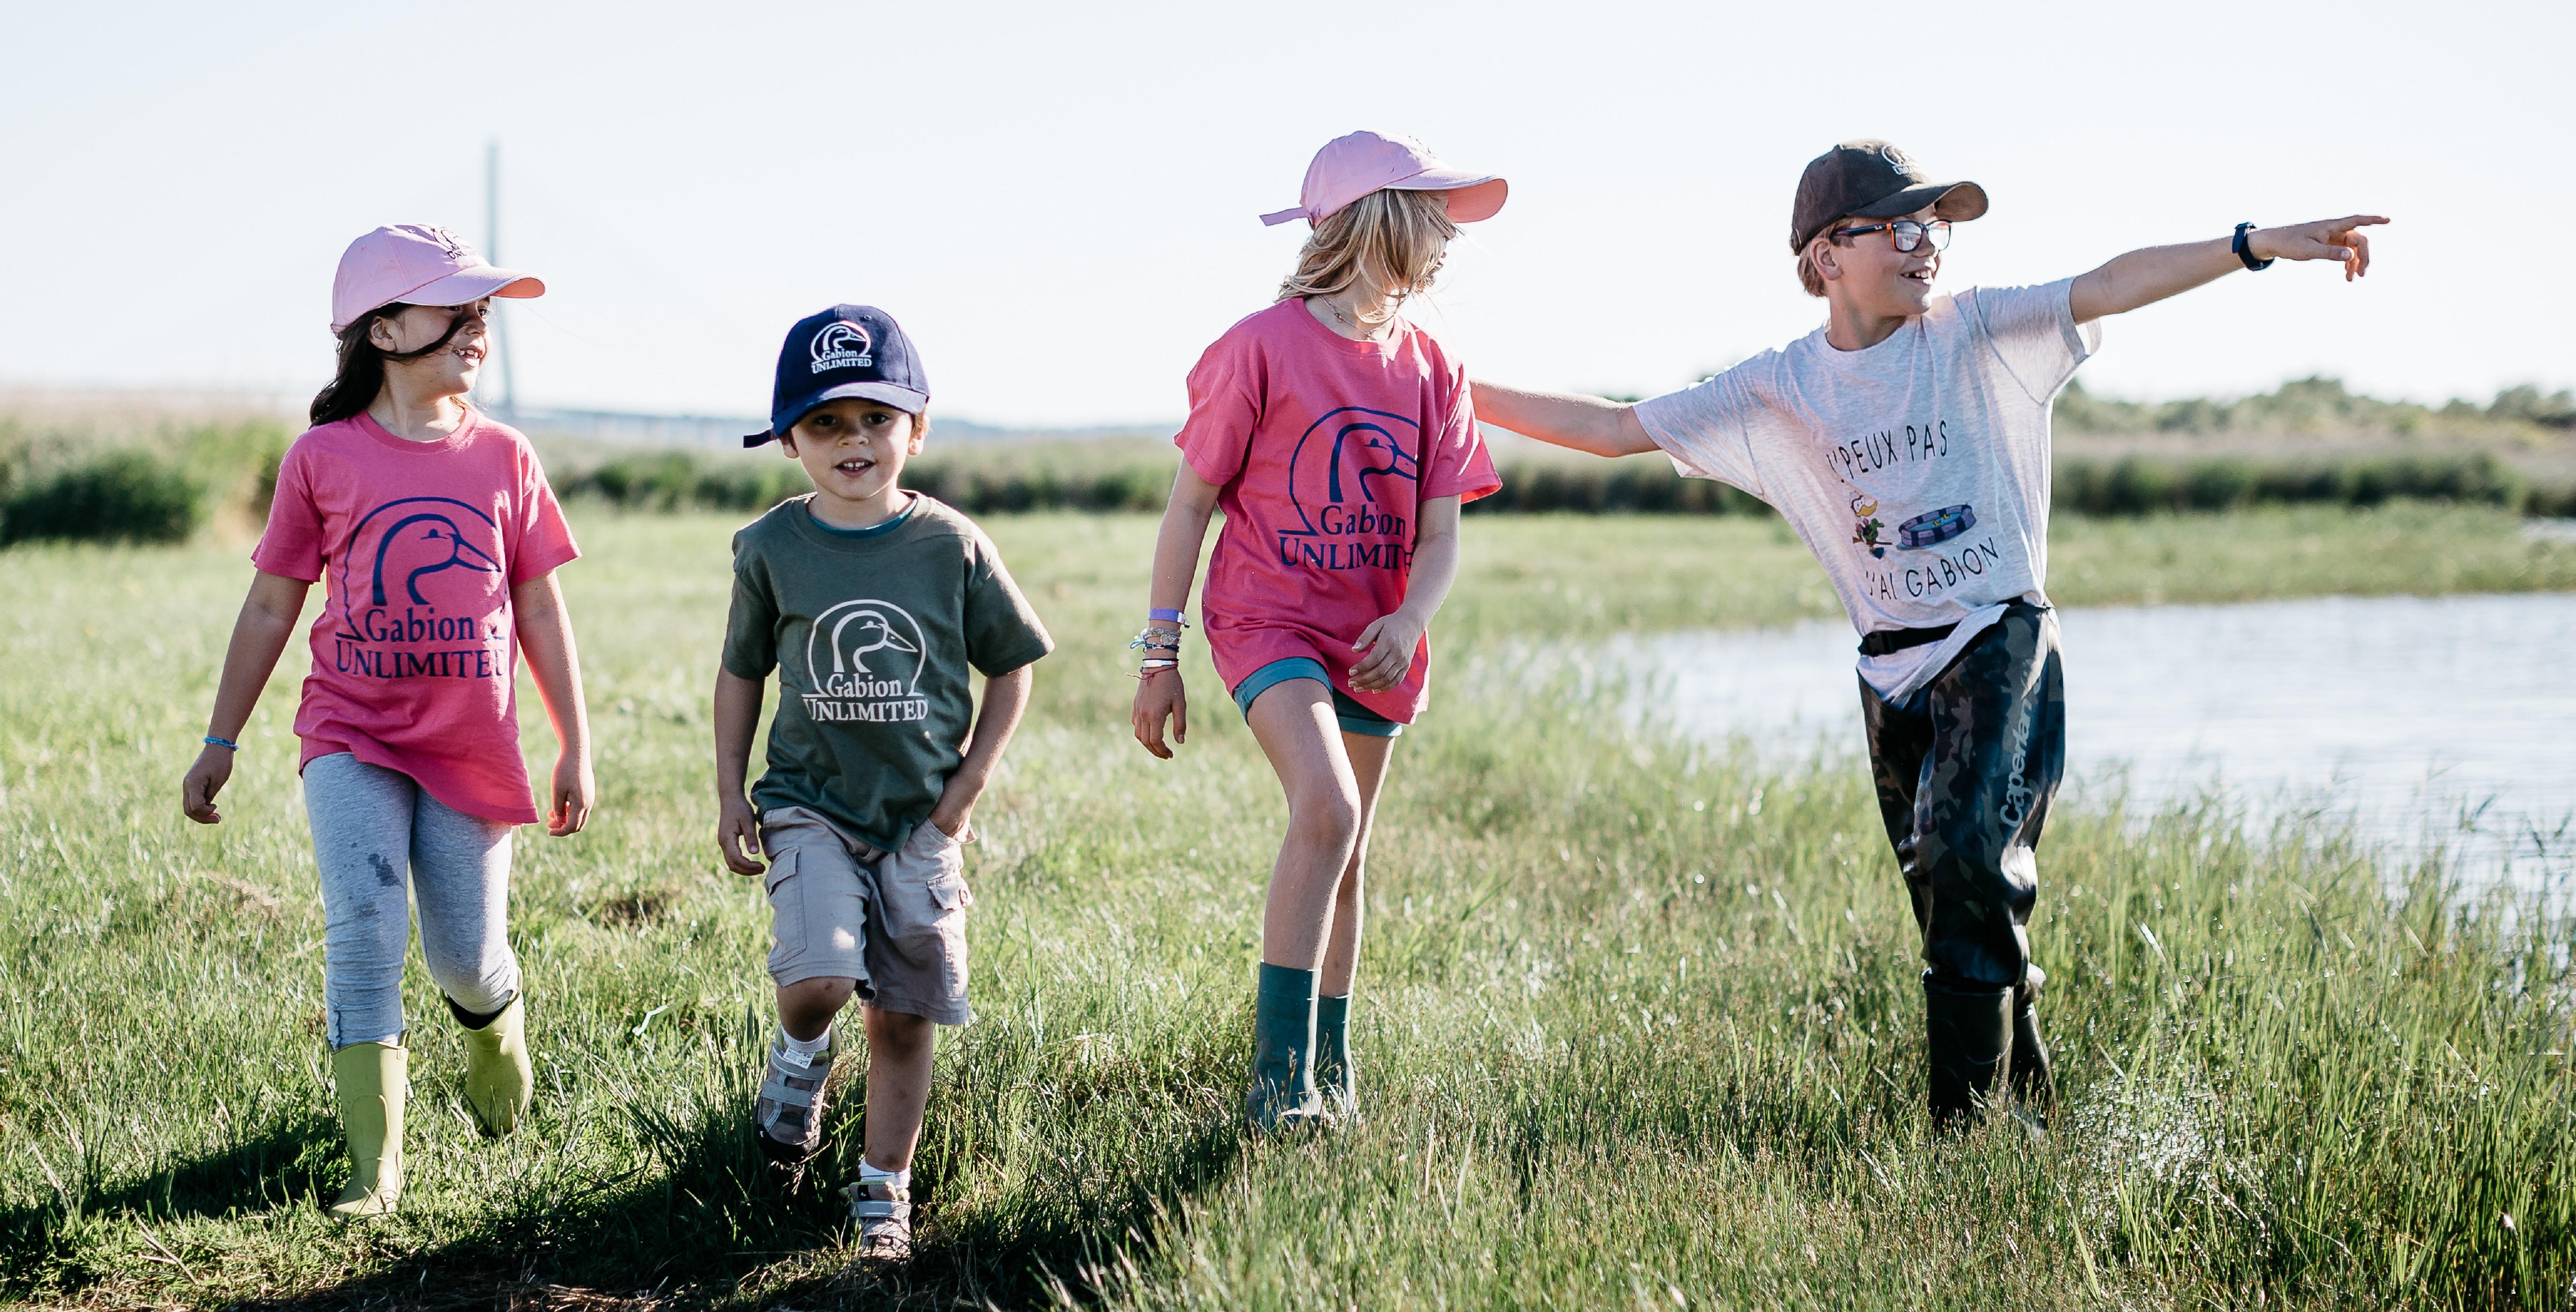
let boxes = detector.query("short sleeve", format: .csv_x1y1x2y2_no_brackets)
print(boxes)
1633,363,1769,498
1420,370,1502,504
508,444,581,583
1171,332,1262,489
720,535,783,681
249,441,326,581
962,537,1054,677
1965,278,2100,406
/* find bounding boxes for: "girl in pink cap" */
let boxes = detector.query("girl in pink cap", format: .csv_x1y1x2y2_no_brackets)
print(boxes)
1131,131,1505,1130
178,224,591,1217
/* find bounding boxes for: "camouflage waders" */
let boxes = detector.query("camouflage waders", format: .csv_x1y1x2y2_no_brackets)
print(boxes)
1859,600,2065,1129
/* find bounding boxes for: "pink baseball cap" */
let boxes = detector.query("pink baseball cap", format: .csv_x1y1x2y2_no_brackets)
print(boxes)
330,223,544,334
1260,130,1507,228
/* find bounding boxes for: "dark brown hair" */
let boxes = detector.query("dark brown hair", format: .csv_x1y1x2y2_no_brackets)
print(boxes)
308,304,479,425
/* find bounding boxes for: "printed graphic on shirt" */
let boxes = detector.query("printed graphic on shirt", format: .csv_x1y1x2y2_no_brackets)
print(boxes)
797,599,930,724
1830,415,2008,601
1897,504,1977,550
327,496,510,682
1279,406,1418,573
1850,494,1889,558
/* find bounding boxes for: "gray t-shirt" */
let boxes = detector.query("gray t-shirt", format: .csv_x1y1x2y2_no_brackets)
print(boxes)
1635,279,2098,700
722,494,1054,851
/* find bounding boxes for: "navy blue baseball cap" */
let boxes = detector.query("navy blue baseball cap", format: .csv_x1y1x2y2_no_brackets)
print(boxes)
744,304,930,447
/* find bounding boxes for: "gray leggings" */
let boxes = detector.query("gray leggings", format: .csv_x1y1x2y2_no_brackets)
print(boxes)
304,752,519,1048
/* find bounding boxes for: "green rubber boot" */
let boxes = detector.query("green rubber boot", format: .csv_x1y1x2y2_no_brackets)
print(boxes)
1313,992,1356,1116
1245,963,1326,1132
327,1041,407,1218
457,993,533,1136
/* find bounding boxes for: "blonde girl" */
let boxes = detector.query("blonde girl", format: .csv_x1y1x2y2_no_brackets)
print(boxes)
1132,132,1504,1128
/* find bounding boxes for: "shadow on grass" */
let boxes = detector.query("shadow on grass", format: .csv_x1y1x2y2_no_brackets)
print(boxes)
185,1096,1244,1312
0,1112,337,1283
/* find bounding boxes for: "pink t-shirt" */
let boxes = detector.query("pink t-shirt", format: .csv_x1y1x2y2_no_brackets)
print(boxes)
1174,300,1500,723
252,412,580,823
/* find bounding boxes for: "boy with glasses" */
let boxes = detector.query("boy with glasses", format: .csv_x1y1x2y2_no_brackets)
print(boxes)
1473,139,2383,1131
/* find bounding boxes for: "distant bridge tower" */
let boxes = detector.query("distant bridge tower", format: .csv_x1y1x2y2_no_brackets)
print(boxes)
479,140,519,420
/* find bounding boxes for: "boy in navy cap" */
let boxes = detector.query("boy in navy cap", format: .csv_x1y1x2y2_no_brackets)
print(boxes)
713,305,1053,1260
1475,143,2384,1133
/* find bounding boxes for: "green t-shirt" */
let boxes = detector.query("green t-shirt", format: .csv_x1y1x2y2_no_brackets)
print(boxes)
722,494,1053,851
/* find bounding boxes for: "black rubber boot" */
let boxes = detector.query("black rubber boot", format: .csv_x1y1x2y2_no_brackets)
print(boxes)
1923,976,2015,1132
1246,964,1325,1131
2010,972,2053,1128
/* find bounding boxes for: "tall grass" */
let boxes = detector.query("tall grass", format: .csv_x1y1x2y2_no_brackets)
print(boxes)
0,513,2569,1308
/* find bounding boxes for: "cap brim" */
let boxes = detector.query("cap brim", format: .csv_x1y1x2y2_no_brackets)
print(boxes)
1850,180,1988,224
752,381,932,448
1387,171,1508,223
401,267,545,309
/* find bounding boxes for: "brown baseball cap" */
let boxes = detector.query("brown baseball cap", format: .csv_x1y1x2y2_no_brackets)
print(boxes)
1790,140,1989,253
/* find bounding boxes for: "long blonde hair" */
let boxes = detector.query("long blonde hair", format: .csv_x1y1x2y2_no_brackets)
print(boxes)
1275,188,1460,328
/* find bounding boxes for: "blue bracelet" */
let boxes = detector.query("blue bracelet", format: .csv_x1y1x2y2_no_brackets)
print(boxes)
204,735,239,751
1147,607,1187,624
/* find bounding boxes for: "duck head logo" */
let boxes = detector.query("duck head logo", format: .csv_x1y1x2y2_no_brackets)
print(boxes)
327,496,510,676
1276,406,1421,571
802,599,928,701
1850,492,1888,559
369,511,503,608
809,321,875,374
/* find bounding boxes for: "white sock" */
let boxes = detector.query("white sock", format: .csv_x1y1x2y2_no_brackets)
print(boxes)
778,1024,831,1067
859,1159,912,1191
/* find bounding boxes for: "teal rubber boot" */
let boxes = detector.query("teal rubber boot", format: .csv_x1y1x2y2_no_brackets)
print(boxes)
1313,992,1355,1115
1245,963,1326,1132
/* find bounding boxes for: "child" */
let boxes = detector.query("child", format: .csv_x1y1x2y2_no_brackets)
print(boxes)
179,223,592,1216
1130,131,1504,1129
1473,140,2384,1130
713,305,1052,1261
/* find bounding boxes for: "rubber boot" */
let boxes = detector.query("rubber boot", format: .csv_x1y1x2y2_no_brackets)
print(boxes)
2010,970,2053,1129
1313,992,1356,1115
1245,963,1326,1131
1923,977,2014,1133
327,1040,407,1218
454,993,533,1136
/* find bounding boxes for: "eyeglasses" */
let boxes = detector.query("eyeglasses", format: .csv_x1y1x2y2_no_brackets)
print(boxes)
1830,219,1952,253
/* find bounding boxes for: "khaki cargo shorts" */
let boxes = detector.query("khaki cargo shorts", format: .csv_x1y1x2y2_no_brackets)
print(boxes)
758,806,975,1025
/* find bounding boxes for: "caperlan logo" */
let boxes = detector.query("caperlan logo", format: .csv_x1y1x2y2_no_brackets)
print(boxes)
809,321,874,374
429,227,480,262
1878,144,1917,177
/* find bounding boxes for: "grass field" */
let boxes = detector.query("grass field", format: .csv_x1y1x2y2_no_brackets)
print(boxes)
1,505,2572,1309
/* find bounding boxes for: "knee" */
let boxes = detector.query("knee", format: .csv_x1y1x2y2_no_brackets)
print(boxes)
1287,780,1363,851
424,936,518,1005
779,977,856,1026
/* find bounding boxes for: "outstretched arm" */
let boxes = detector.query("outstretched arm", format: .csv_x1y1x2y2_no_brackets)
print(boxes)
1471,381,1660,458
2068,215,2387,323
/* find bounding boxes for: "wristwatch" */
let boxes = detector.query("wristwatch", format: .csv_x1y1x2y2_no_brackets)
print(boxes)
2232,222,2275,271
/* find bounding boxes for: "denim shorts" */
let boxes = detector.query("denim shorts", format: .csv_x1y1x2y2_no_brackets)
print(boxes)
1229,657,1403,738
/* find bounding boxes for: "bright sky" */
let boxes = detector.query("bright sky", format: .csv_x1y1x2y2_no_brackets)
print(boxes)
5,1,2565,427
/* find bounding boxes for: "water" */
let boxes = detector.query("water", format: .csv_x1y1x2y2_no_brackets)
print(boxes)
1576,593,2576,890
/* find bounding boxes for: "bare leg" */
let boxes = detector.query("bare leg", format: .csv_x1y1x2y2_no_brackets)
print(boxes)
860,1007,936,1172
777,977,855,1042
1317,730,1394,995
1245,682,1364,971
